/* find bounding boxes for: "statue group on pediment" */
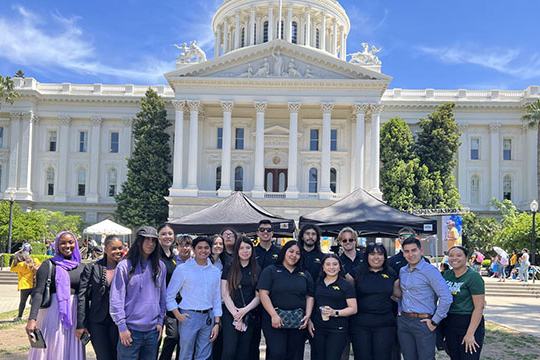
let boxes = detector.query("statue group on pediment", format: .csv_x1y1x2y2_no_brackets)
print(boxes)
240,47,318,79
348,42,381,65
174,40,207,64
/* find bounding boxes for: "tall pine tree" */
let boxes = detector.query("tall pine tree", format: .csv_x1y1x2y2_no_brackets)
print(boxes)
115,88,172,229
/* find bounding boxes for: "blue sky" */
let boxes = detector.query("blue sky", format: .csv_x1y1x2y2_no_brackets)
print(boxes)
0,0,539,90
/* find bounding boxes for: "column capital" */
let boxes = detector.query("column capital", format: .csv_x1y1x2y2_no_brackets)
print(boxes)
172,100,185,111
369,104,384,115
123,117,134,127
198,110,206,121
321,102,334,114
91,116,102,126
9,112,22,121
489,123,501,133
58,115,71,126
457,123,469,133
221,101,234,112
352,103,369,114
287,102,301,113
254,101,268,113
22,111,38,123
188,100,201,112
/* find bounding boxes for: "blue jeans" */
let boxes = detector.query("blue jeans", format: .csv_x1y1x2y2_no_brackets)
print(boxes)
397,315,436,360
117,328,159,360
178,309,214,360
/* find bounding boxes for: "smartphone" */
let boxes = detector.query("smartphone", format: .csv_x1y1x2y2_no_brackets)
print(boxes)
232,320,248,332
80,332,91,346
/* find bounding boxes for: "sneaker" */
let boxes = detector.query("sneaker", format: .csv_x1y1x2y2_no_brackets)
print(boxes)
13,317,22,322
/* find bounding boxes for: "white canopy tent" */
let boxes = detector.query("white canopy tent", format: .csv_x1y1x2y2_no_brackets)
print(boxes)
83,219,132,245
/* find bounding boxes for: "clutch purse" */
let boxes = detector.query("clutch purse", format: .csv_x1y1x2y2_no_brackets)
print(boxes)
275,308,304,329
29,329,46,348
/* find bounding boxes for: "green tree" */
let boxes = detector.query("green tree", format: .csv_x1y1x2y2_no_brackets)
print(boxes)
115,88,172,229
15,69,25,78
0,74,20,110
461,212,501,253
32,209,84,241
521,99,540,201
0,201,47,251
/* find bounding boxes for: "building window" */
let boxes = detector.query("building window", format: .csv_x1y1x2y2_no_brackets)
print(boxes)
235,128,244,150
0,127,3,148
48,131,57,152
503,175,511,200
331,129,338,151
503,139,511,160
234,166,244,191
330,168,337,193
310,129,319,151
0,165,2,191
471,175,480,204
110,132,119,153
216,166,222,190
470,138,479,160
309,168,318,193
217,127,223,149
277,20,284,39
79,131,88,153
292,22,298,43
108,168,117,197
316,29,320,48
241,27,245,47
77,168,86,196
253,23,257,44
46,167,55,196
278,172,286,192
263,21,268,42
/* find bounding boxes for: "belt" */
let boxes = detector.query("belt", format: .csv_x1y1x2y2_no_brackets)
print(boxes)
402,312,432,319
186,309,211,314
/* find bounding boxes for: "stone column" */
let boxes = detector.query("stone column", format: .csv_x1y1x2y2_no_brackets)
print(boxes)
489,123,501,203
171,101,185,193
320,13,326,50
286,102,301,198
7,112,21,191
87,116,102,203
340,28,346,60
186,101,201,194
305,9,311,46
215,28,221,57
320,103,333,198
219,101,234,197
121,117,133,186
287,7,293,42
249,9,256,46
370,104,383,194
524,123,538,201
18,112,37,198
268,8,274,41
457,124,468,203
332,21,338,56
56,115,70,201
234,12,240,49
223,20,229,54
252,102,268,198
352,104,368,189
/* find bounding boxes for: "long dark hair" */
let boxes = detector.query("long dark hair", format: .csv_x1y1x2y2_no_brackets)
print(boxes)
319,253,346,280
227,236,259,294
356,243,394,282
210,234,228,265
276,240,303,270
126,232,161,286
298,224,321,252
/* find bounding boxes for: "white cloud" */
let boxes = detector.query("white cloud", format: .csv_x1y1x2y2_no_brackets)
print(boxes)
0,6,171,83
417,44,540,80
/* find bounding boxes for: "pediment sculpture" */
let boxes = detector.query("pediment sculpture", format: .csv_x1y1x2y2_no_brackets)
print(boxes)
174,40,207,64
348,42,381,65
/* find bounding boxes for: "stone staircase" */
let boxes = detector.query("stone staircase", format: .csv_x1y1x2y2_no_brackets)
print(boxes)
0,270,18,285
484,276,540,298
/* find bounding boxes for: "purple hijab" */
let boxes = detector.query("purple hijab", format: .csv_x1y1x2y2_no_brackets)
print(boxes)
51,231,81,329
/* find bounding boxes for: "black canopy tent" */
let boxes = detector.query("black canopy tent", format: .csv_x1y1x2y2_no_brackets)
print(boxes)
299,188,437,237
167,192,296,236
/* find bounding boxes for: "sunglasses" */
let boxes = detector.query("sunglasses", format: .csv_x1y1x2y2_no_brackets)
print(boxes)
341,238,356,243
399,234,414,239
258,227,273,233
222,233,235,238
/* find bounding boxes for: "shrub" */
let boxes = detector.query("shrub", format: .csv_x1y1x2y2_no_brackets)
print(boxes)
0,253,13,267
30,242,47,255
30,255,52,264
482,259,491,267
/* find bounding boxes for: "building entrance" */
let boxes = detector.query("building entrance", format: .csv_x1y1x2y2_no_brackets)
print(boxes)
265,169,288,192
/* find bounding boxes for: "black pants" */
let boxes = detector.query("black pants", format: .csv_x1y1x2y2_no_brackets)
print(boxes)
88,317,119,360
351,325,396,360
313,327,347,360
221,307,255,360
18,288,33,318
248,305,263,360
262,322,306,360
441,314,485,360
159,314,179,360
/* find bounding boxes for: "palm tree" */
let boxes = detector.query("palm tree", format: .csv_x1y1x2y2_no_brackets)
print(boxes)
0,74,20,110
522,98,540,201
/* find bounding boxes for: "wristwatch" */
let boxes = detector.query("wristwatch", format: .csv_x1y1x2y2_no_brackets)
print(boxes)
334,310,339,317
430,320,438,327
214,321,222,327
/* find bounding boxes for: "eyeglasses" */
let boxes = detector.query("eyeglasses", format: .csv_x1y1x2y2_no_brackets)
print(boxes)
399,234,414,239
258,227,273,233
178,243,192,248
341,238,356,243
222,233,235,238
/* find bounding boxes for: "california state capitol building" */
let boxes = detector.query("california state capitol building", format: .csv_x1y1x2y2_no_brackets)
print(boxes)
1,0,538,225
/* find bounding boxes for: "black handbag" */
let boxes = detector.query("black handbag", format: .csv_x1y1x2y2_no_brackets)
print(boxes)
238,285,259,328
41,261,54,308
274,308,304,329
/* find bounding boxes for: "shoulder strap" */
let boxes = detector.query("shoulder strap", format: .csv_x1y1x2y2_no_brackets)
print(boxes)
46,260,54,284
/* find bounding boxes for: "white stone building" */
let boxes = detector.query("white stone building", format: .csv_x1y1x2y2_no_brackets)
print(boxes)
0,0,538,224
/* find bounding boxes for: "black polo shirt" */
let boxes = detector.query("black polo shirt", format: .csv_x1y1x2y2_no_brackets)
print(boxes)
340,250,364,276
387,251,431,276
302,248,324,281
159,247,178,286
222,263,259,308
257,264,314,312
312,277,355,330
255,243,280,270
351,268,398,327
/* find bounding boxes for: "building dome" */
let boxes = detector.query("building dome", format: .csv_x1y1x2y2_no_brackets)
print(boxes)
211,0,350,59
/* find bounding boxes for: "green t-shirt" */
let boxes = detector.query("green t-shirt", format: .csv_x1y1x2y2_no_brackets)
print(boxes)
443,268,485,315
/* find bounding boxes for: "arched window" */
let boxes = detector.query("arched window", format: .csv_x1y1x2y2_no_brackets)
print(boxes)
46,167,55,196
277,20,284,39
503,175,512,200
108,168,117,197
330,168,337,193
235,166,244,191
309,168,318,193
241,27,245,47
77,168,86,196
266,171,273,192
263,21,269,42
253,23,257,44
216,166,222,191
471,175,480,204
292,21,298,44
278,172,286,192
315,29,320,48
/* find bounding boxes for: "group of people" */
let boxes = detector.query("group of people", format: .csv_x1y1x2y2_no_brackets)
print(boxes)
478,248,532,282
20,222,487,360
